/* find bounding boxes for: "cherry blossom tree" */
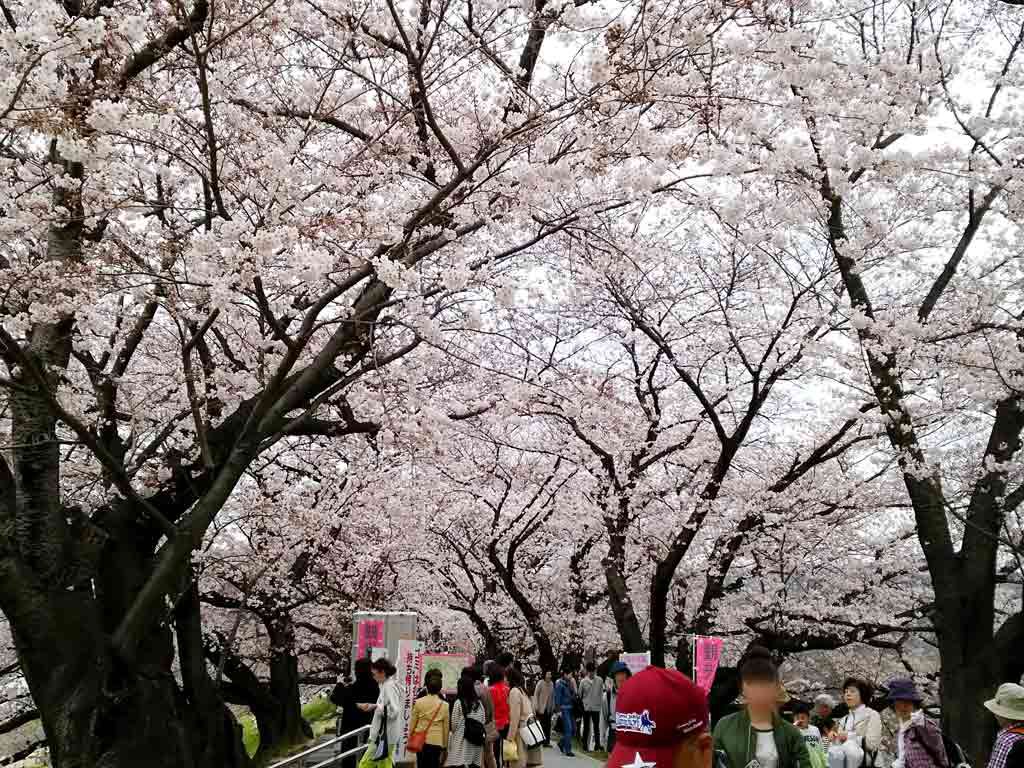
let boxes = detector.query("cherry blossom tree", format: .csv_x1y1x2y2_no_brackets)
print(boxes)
491,216,897,667
0,0,696,763
417,431,609,673
688,0,1024,760
197,441,400,760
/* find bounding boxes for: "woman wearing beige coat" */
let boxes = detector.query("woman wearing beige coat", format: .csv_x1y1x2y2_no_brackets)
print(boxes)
507,668,543,768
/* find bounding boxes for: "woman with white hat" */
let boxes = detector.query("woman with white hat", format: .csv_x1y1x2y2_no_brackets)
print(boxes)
985,683,1024,768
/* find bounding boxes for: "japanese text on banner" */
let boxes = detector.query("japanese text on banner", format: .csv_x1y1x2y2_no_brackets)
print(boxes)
396,639,424,762
357,619,385,660
694,636,723,693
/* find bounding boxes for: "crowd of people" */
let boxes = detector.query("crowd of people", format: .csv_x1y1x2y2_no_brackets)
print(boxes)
329,651,1024,768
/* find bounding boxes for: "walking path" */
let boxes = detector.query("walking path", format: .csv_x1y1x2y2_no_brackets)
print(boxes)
543,745,605,768
273,738,607,768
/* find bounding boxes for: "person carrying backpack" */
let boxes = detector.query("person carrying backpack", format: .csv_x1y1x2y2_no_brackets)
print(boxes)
448,675,486,768
985,683,1024,768
887,680,947,768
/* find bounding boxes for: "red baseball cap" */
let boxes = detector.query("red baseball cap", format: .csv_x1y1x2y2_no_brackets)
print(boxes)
608,667,710,768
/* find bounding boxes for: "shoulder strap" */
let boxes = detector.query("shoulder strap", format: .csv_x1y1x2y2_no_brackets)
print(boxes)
418,701,444,733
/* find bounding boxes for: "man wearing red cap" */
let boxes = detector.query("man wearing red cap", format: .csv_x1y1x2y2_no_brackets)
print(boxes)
607,667,714,768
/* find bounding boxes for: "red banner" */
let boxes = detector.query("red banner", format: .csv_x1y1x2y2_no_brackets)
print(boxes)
694,636,723,693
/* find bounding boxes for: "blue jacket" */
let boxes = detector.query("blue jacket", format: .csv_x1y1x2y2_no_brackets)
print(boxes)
553,679,575,710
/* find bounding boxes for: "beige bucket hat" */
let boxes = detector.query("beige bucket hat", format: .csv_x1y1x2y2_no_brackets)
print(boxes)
984,683,1024,721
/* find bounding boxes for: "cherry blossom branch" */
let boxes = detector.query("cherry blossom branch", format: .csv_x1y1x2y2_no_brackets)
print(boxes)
116,0,210,91
0,327,178,540
229,98,373,143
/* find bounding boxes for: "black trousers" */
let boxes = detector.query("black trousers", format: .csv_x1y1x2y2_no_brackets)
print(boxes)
418,744,444,768
539,712,552,745
582,711,602,750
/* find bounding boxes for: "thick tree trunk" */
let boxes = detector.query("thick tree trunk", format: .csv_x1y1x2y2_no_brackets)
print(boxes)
603,551,648,653
648,561,676,667
10,602,244,768
266,620,314,753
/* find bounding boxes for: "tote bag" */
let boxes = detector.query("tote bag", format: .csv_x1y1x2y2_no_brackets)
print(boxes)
522,717,546,749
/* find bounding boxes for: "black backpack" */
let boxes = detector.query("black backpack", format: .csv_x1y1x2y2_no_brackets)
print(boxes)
464,706,486,747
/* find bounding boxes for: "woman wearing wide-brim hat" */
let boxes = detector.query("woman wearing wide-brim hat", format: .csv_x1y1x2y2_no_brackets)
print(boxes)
886,679,947,768
984,683,1024,768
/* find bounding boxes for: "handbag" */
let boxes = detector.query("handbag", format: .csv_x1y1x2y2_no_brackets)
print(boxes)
360,747,395,768
407,702,444,754
464,710,487,747
522,717,545,749
364,704,390,765
503,738,520,763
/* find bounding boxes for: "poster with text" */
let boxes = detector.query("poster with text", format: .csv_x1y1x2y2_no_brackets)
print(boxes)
693,636,723,693
421,653,474,694
620,652,651,676
395,639,424,764
357,619,385,661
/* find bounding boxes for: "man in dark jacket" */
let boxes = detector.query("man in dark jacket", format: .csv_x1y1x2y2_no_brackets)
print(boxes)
331,658,380,768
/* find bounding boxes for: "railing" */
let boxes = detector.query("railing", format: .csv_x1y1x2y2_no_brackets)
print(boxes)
270,724,372,768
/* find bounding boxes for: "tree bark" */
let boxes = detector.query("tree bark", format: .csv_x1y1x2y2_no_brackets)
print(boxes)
266,619,315,752
821,182,1023,767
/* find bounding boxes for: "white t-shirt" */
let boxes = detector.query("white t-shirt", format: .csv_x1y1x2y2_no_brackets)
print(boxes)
755,729,779,768
800,724,823,749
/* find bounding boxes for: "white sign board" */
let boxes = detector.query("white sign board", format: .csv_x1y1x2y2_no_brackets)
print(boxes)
395,639,424,764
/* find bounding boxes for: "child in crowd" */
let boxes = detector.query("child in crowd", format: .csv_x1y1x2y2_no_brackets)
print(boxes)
819,720,838,751
793,702,827,768
793,703,823,750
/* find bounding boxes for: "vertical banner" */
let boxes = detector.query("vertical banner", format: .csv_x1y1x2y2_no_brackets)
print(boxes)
395,639,424,763
619,652,651,677
357,619,385,660
693,636,723,693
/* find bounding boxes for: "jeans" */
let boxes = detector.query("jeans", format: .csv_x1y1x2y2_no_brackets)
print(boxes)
559,707,574,754
582,712,601,750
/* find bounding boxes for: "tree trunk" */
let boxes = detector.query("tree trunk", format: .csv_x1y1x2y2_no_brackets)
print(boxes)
3,559,250,768
602,504,648,654
648,560,676,667
266,619,314,753
487,548,559,674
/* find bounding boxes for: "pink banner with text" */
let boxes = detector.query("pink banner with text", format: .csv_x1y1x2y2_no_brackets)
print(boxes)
356,619,385,660
694,636,723,693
